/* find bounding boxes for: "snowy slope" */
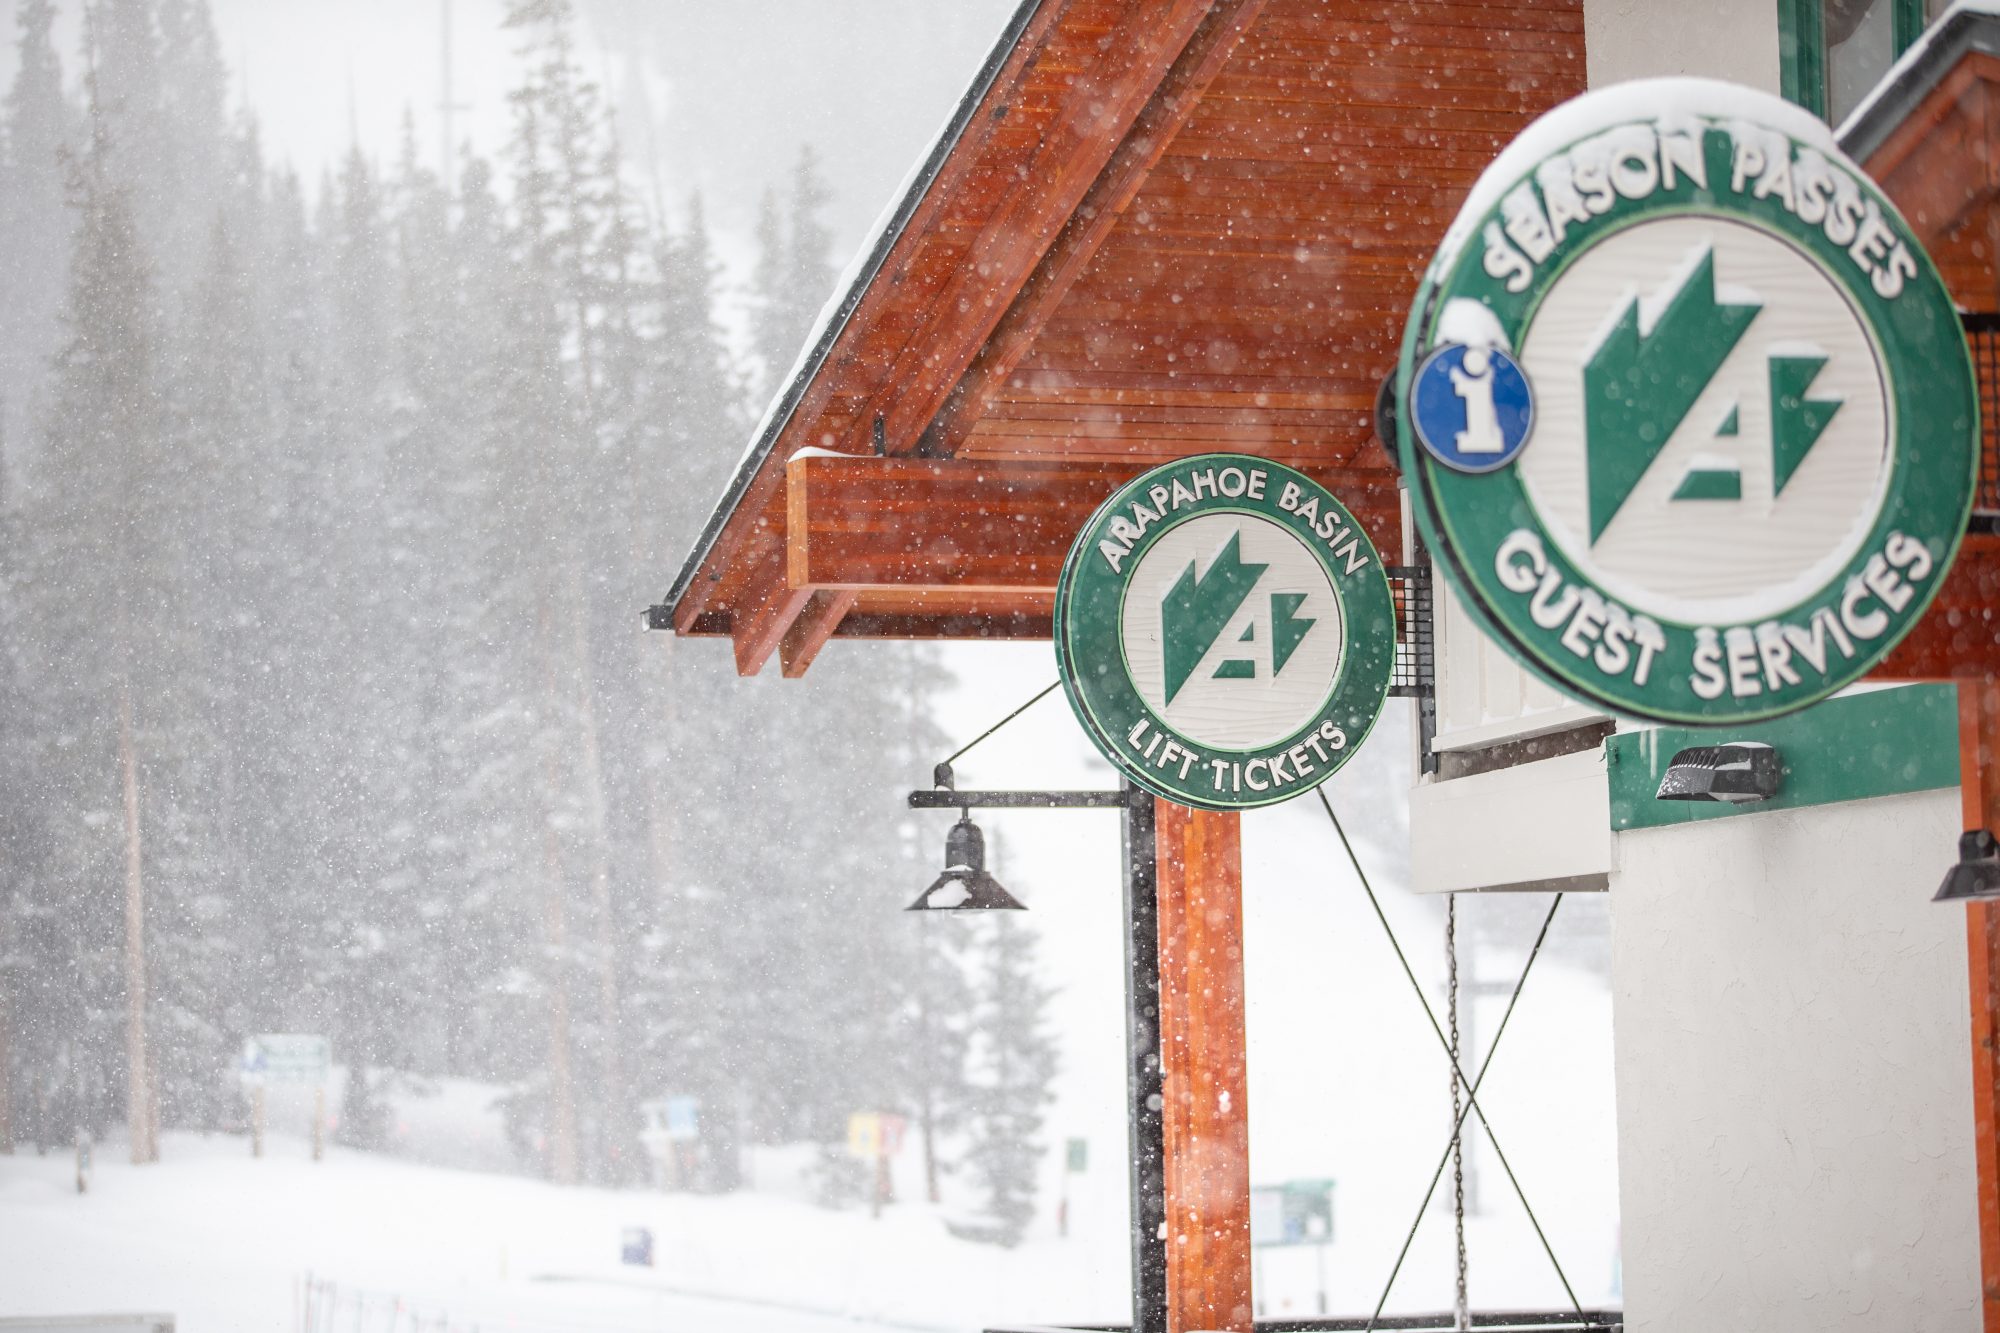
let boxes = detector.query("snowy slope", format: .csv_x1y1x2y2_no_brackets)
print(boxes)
0,1131,1131,1333
1,643,1618,1332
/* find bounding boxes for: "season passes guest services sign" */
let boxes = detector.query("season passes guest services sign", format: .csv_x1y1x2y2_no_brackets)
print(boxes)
1054,455,1394,810
1399,78,1978,723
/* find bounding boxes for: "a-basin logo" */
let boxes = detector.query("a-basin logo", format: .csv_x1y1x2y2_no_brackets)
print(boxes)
1398,78,1978,723
1055,455,1395,811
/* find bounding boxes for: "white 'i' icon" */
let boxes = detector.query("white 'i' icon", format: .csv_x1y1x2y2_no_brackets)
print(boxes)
1449,347,1505,455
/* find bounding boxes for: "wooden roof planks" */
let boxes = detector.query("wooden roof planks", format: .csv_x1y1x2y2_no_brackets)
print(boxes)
657,0,1587,677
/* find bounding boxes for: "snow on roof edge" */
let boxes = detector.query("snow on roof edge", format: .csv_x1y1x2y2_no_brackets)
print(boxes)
1837,1,2000,158
656,0,1048,625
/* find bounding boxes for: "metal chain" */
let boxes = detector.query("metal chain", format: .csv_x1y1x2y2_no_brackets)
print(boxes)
1447,895,1469,1330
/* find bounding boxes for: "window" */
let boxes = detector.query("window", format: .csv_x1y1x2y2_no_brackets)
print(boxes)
1779,0,1928,123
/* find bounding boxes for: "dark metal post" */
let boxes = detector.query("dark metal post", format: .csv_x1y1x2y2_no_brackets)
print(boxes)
1121,780,1167,1333
906,778,1165,1328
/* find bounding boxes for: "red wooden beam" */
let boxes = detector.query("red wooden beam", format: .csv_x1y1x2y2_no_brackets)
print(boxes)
731,580,813,678
1154,800,1253,1333
1961,680,2000,1331
921,0,1274,457
668,0,1073,629
778,589,858,678
787,453,1401,596
861,0,1220,456
1862,54,2000,248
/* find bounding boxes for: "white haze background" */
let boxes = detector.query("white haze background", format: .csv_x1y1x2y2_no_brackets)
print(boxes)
0,1,1619,1327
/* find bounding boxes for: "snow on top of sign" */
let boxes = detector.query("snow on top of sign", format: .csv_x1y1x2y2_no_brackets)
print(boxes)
1430,78,1845,285
1431,298,1512,353
1836,0,2000,143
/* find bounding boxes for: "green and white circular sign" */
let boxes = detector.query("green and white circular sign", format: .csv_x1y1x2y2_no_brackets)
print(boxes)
1054,454,1395,810
1399,78,1978,724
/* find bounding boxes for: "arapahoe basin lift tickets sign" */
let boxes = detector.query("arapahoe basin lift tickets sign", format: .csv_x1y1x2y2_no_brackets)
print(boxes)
1054,455,1395,811
1398,78,1978,724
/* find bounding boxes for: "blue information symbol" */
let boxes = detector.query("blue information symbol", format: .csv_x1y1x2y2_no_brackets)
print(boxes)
1409,343,1535,473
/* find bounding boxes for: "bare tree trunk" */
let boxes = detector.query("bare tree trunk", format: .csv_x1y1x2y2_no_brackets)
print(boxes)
537,772,579,1186
921,1086,939,1204
0,972,14,1154
119,683,154,1165
536,603,579,1187
566,590,626,1185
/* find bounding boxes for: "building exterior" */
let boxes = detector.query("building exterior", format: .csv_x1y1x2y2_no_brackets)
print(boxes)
1411,3,2000,1330
657,1,2000,1329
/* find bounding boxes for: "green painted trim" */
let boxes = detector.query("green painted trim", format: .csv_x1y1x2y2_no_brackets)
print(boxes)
1893,0,1925,56
1784,0,1926,121
1606,684,1959,830
1779,0,1828,119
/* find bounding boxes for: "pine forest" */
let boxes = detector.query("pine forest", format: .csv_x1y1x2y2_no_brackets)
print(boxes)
0,0,1057,1243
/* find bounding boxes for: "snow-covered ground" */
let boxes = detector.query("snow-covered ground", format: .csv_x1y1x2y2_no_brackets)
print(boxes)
1,1101,1613,1333
0,1130,1130,1332
1,646,1621,1333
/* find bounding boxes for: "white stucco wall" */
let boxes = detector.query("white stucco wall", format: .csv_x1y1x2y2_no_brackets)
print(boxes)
1584,0,1782,91
1610,789,1979,1332
1410,747,1611,893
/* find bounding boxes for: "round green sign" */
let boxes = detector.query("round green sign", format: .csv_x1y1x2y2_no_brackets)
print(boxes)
1053,454,1395,811
1399,79,1978,724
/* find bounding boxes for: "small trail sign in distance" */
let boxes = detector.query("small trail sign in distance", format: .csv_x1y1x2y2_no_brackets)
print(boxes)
240,1033,330,1085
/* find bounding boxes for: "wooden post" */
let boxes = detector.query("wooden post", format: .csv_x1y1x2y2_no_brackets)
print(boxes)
252,1083,265,1159
312,1084,325,1162
1962,678,2000,1331
1153,800,1253,1333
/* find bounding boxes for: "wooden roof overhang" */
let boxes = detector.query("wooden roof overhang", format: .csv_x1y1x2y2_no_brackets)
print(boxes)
1844,7,2000,680
653,0,1587,677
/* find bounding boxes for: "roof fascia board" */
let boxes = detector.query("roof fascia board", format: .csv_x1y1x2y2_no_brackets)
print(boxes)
651,0,1048,628
1839,6,2000,161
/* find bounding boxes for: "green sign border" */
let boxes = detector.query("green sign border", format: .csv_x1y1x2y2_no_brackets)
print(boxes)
1399,117,1978,724
1053,454,1396,811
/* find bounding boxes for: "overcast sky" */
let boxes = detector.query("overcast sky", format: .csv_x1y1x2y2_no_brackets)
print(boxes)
2,1,1020,253
1,0,1020,360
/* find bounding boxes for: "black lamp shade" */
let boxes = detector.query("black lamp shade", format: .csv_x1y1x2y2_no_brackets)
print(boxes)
1655,742,1783,803
908,813,1026,911
1935,829,2000,904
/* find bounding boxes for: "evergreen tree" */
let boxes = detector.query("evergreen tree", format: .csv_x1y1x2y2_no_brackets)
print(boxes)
782,144,835,340
498,0,629,1185
0,0,77,444
960,903,1059,1246
93,0,171,262
24,67,176,1162
153,0,227,290
749,146,837,402
0,0,1069,1200
749,187,787,400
